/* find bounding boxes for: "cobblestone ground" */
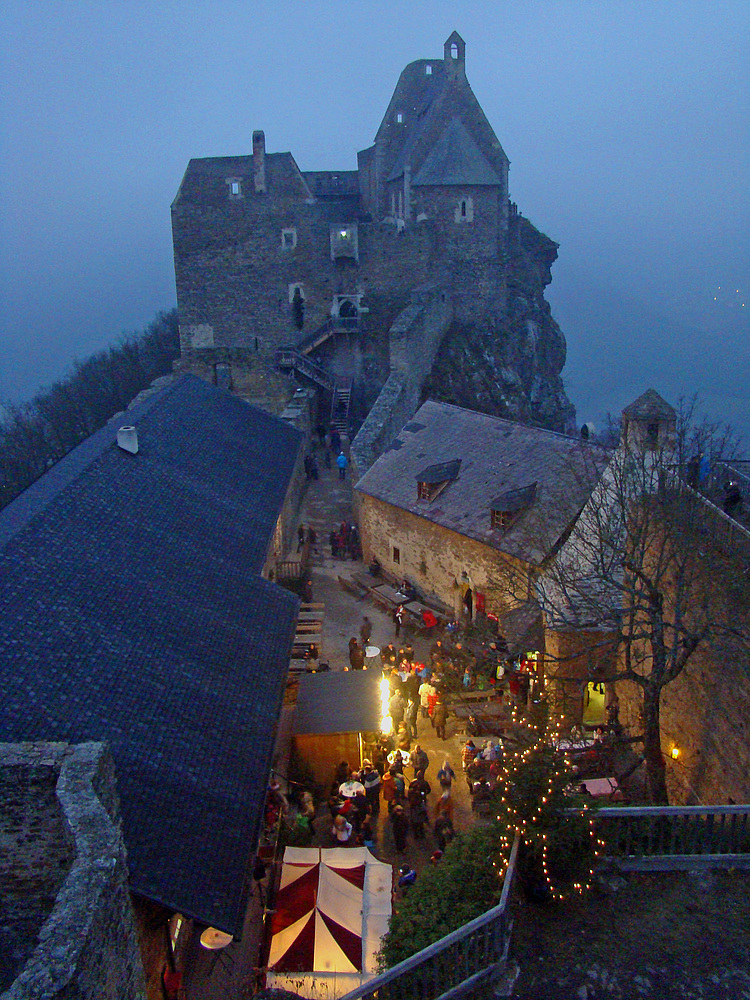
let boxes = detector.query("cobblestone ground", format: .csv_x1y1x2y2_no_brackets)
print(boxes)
294,449,482,872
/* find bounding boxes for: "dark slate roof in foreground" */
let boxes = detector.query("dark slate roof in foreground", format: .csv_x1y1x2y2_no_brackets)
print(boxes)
356,401,608,566
295,671,382,735
0,375,302,935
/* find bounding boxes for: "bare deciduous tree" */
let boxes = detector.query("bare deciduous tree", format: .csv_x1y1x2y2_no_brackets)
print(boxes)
538,400,749,803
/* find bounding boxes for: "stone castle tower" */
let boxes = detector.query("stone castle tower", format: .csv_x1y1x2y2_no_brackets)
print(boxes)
171,32,575,433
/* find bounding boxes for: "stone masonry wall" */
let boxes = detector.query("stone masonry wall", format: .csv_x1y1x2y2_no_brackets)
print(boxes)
351,281,452,476
0,742,146,1000
357,494,531,619
617,645,750,806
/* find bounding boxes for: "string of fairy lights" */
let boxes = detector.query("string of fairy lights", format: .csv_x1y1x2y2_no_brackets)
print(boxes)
489,708,605,901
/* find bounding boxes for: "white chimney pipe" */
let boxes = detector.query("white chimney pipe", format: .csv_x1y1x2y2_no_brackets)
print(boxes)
117,426,139,455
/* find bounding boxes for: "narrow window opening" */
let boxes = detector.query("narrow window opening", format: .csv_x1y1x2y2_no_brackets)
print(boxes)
451,43,458,59
425,64,432,75
392,546,401,565
461,200,467,217
396,112,404,124
491,510,515,531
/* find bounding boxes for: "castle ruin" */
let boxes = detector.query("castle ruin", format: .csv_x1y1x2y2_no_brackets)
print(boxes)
171,32,575,436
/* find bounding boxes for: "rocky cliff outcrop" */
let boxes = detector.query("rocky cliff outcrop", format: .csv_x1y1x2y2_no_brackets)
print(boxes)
422,212,576,434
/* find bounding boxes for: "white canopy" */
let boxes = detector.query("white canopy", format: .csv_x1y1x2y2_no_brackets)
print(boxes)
266,846,392,999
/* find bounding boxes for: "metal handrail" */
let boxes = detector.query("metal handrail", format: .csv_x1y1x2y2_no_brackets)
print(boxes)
588,804,750,865
338,832,520,1000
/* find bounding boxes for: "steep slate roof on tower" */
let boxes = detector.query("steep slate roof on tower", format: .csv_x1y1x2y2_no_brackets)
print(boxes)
621,388,676,421
0,375,302,935
356,401,607,566
411,118,504,186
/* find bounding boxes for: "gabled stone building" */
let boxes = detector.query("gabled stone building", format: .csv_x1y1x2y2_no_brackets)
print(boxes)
171,32,575,432
354,399,604,621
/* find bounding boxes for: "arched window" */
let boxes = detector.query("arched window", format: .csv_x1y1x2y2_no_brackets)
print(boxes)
451,43,458,59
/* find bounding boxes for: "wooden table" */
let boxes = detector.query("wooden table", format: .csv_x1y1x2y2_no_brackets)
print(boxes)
453,702,511,721
371,583,404,607
581,776,620,797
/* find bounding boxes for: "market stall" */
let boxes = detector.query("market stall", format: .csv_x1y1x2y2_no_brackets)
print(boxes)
265,846,392,999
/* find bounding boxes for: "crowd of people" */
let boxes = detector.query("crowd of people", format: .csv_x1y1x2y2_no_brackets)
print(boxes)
330,520,361,560
325,750,457,860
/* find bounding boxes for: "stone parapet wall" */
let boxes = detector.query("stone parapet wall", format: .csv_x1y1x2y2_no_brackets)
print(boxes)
351,282,452,478
0,742,146,1000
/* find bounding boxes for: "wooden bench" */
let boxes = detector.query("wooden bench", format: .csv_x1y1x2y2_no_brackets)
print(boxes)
296,620,322,634
451,689,504,705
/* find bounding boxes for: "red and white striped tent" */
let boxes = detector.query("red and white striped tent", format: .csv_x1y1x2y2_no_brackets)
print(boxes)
266,847,392,999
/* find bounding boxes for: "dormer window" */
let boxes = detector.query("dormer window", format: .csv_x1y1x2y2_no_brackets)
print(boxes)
450,44,458,59
330,224,359,262
491,510,515,531
396,112,404,123
425,65,433,75
415,459,461,502
491,482,537,531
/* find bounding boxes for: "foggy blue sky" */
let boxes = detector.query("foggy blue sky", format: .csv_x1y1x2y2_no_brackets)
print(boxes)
1,1,748,439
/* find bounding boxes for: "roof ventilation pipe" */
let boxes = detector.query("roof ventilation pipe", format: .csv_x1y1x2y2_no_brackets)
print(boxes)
117,426,139,455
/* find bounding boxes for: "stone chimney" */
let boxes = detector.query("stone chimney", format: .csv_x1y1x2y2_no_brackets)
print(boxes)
117,426,139,455
253,130,266,193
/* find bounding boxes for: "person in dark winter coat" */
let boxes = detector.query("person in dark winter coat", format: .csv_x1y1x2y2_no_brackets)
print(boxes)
361,760,381,815
349,637,365,670
394,604,404,638
434,814,455,851
433,695,448,740
360,616,373,645
390,804,409,852
411,745,429,776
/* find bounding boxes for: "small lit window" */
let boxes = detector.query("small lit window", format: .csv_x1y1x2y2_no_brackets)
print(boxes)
425,64,432,76
396,112,404,124
417,482,432,501
392,546,401,565
491,510,515,531
281,228,297,249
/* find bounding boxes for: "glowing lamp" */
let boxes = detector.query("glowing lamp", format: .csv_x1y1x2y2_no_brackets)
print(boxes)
671,746,680,759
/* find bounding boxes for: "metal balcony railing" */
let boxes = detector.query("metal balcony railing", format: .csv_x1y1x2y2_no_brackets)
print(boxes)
338,833,520,1000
